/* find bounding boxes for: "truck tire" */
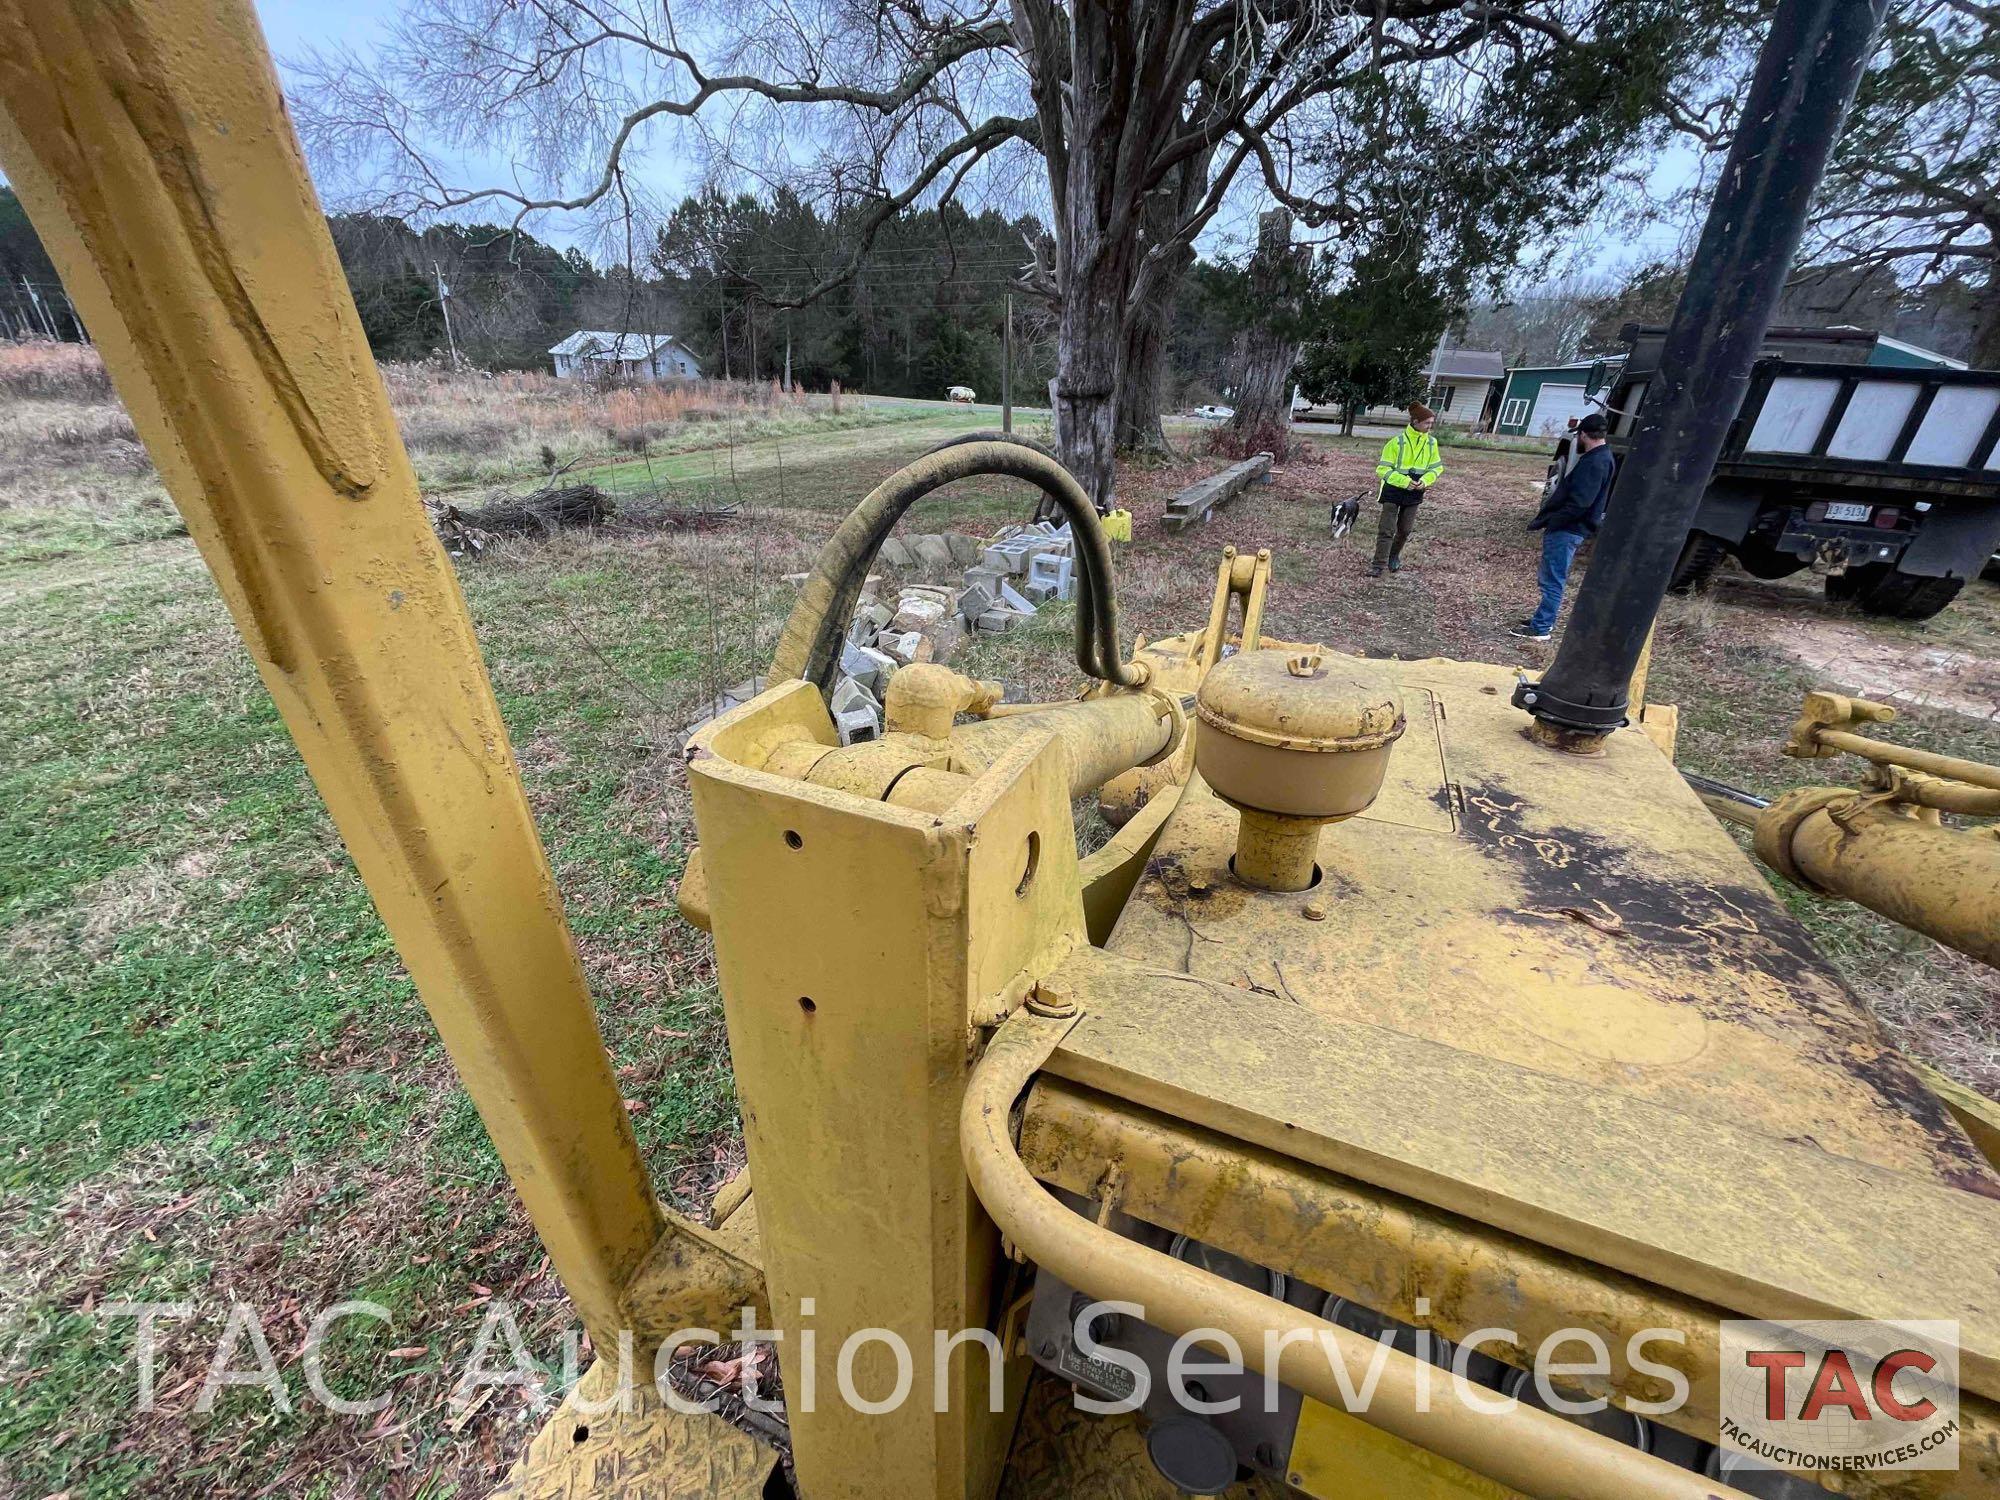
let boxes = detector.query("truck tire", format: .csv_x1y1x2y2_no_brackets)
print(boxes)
1832,568,1960,624
1669,532,1727,592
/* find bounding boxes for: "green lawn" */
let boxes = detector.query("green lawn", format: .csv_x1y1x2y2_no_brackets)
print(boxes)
0,411,1063,1498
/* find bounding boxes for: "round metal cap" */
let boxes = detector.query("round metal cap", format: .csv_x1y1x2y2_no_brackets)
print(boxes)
1195,648,1403,753
1194,649,1405,822
1144,1416,1239,1495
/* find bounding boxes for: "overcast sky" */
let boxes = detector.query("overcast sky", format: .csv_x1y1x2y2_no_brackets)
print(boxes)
12,0,1703,293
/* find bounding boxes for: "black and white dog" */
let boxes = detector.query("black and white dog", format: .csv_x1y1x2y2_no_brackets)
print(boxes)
1329,492,1362,539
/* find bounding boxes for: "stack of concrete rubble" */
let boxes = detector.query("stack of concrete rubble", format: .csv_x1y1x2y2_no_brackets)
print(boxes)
820,522,1079,745
682,524,1080,748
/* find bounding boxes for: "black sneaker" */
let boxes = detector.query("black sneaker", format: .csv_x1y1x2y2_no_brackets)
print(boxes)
1365,564,1384,578
1509,622,1552,641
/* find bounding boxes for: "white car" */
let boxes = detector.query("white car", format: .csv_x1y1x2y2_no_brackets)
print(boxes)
1192,404,1234,421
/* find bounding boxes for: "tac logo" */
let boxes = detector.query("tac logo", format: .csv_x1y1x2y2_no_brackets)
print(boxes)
1719,1320,1959,1474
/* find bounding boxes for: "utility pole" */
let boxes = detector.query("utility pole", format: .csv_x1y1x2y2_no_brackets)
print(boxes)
784,316,793,393
432,262,461,369
1003,293,1013,433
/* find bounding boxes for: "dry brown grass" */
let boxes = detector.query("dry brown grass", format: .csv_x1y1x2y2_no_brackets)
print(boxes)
0,339,114,401
376,360,841,488
0,343,890,564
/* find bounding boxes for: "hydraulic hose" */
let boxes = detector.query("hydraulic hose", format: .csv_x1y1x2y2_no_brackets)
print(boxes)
924,428,1062,464
924,432,1068,525
769,441,1144,695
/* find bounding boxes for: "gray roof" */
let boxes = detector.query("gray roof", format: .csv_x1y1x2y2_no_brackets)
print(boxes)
1429,345,1506,381
547,330,691,360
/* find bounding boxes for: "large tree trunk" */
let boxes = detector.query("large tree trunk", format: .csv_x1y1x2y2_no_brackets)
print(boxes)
1113,147,1213,454
1044,3,1149,511
1115,282,1175,452
1229,210,1304,446
1052,263,1128,512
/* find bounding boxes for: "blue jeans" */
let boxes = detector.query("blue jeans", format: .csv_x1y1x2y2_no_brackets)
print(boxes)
1531,528,1586,633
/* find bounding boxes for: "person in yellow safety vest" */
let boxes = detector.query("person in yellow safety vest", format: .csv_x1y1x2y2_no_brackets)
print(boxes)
1368,401,1444,576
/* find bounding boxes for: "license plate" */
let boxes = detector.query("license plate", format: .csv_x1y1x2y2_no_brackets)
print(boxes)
1825,502,1872,522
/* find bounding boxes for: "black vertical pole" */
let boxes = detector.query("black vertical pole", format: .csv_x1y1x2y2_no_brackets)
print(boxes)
1516,0,1888,745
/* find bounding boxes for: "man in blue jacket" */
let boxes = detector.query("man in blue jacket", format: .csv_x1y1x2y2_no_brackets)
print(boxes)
1512,412,1614,640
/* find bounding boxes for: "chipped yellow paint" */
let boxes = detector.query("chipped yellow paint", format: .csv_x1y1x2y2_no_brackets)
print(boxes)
684,689,1100,1497
1111,656,1988,1179
617,1209,770,1355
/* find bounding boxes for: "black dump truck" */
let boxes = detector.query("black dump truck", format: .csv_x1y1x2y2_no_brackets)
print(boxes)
1549,324,2000,619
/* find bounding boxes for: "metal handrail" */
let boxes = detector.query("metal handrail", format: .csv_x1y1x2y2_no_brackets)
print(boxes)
961,1005,1752,1500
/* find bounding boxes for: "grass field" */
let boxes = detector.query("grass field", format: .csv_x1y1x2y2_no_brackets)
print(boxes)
3,348,1996,1497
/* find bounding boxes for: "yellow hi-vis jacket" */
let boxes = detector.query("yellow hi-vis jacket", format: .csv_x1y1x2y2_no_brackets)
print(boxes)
1376,426,1444,498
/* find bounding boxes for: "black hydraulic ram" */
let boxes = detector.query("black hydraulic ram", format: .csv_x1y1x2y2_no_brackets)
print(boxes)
1516,0,1889,745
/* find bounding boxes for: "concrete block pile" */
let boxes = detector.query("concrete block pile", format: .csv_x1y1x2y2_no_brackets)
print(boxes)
828,522,1077,743
680,523,1079,749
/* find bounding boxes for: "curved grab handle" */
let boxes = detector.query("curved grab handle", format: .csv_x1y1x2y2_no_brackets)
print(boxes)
961,1006,1750,1500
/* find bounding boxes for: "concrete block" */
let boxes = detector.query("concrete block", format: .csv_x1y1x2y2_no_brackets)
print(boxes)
849,600,894,640
998,580,1036,615
1022,580,1056,605
981,541,1033,575
834,705,881,745
878,630,922,664
890,595,949,634
1027,552,1074,602
831,676,881,718
974,610,1016,634
925,620,966,663
957,582,997,623
853,644,896,689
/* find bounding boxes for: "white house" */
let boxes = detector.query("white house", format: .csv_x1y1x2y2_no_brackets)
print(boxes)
1362,343,1506,427
548,330,702,381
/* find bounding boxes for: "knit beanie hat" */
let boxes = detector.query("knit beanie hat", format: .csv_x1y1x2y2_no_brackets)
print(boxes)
1408,401,1436,424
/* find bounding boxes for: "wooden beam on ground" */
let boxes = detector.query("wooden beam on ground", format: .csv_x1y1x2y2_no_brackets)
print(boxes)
1163,452,1273,531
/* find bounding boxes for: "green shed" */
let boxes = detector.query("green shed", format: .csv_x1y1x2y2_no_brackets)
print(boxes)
1492,358,1624,438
